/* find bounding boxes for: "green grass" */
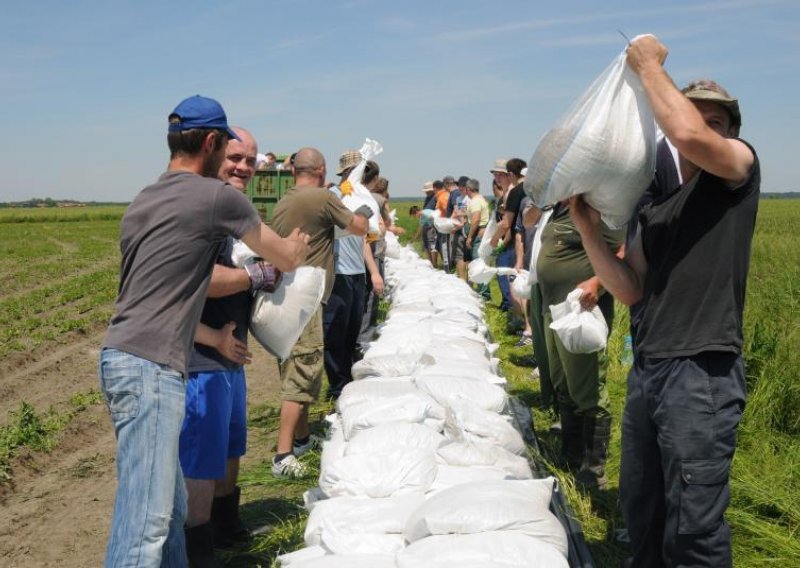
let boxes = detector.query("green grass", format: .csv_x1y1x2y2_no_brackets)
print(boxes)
0,205,126,223
0,390,104,482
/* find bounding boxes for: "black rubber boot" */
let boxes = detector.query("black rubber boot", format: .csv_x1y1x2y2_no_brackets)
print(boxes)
184,522,222,568
211,486,250,548
576,414,612,491
559,403,584,471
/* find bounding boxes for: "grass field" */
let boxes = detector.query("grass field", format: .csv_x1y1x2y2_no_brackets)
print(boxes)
1,199,798,566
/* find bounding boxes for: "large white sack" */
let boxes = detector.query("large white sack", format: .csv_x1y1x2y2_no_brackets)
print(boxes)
345,422,446,456
427,464,511,497
396,531,569,568
305,493,425,552
339,392,445,439
280,550,396,568
320,416,347,473
524,45,657,228
549,287,608,354
335,378,420,415
446,403,526,455
335,138,383,238
468,258,498,284
230,241,326,361
319,531,405,555
436,440,533,479
512,270,532,299
277,545,326,567
434,216,461,234
351,353,432,380
414,374,508,413
249,266,326,361
477,214,499,262
416,364,507,387
319,447,437,498
403,478,567,556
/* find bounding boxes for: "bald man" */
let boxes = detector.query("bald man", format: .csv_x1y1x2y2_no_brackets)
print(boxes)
179,127,284,564
269,147,369,478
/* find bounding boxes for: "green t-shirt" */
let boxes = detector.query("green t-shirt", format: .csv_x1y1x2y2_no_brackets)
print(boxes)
536,205,624,311
271,185,354,302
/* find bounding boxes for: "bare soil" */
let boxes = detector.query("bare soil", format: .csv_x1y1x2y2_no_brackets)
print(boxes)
0,332,282,567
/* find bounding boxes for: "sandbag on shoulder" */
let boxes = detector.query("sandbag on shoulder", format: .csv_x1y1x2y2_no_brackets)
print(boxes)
524,42,657,228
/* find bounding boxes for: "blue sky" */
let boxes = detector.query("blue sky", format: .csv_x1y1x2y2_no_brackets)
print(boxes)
1,0,796,201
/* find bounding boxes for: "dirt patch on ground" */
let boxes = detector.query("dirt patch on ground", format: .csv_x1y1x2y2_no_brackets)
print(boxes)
0,336,282,567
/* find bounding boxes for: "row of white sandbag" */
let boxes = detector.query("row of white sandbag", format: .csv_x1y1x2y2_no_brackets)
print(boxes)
278,240,568,567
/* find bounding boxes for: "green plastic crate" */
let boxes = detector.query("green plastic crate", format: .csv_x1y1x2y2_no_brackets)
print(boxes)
246,169,294,224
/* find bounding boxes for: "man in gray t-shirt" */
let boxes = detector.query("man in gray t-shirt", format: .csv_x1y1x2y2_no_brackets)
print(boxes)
98,95,309,566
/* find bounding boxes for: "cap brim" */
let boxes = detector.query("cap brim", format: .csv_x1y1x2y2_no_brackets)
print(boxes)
225,127,242,141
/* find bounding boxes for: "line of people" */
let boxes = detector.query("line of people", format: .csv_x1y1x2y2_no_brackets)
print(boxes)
98,34,757,568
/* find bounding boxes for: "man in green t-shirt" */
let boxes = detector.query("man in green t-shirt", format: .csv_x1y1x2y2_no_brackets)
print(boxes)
537,202,624,490
269,147,369,479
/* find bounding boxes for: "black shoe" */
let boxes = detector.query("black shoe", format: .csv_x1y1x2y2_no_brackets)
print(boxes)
211,486,250,548
185,522,222,567
576,414,612,491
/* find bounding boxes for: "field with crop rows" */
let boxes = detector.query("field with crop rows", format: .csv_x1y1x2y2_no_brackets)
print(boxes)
0,200,798,567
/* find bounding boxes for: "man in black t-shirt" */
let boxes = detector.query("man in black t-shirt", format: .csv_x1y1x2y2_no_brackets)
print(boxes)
570,36,758,568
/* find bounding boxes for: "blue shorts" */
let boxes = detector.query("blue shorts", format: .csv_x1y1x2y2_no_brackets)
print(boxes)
179,368,247,479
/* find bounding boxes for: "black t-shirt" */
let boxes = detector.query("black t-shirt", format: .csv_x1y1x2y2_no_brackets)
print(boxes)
635,140,760,358
189,238,252,372
504,183,525,239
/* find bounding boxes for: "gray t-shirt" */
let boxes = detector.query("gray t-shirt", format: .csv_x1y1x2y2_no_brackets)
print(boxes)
103,170,261,375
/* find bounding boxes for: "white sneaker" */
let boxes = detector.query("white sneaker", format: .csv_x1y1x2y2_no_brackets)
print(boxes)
271,454,309,479
293,434,322,457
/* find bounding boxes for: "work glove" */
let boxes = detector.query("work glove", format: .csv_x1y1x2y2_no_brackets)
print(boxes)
244,261,282,293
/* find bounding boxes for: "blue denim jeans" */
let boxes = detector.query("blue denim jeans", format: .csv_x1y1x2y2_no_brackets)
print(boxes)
495,247,516,310
99,348,188,567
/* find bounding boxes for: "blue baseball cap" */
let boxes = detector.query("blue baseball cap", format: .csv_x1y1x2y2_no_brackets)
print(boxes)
167,95,240,140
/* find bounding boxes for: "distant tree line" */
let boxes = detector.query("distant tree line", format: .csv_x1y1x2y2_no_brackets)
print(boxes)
0,198,129,208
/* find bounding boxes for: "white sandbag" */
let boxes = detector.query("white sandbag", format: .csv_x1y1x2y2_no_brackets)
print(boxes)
524,44,657,228
468,258,497,284
427,464,511,496
282,551,396,568
340,393,445,439
277,545,326,567
403,478,567,556
335,378,420,415
345,422,446,456
433,216,461,234
436,440,533,479
319,447,437,498
417,364,507,386
335,139,383,238
351,353,432,380
414,374,508,413
477,214,498,262
249,266,326,361
305,493,425,552
512,270,532,299
397,531,569,568
320,417,347,473
319,531,405,555
549,287,608,354
446,403,526,455
528,208,553,284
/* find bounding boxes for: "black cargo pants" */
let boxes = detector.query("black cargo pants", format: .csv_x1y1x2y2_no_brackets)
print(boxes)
619,352,746,568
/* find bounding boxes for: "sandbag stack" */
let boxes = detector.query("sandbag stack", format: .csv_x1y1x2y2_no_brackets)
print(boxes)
278,233,568,568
